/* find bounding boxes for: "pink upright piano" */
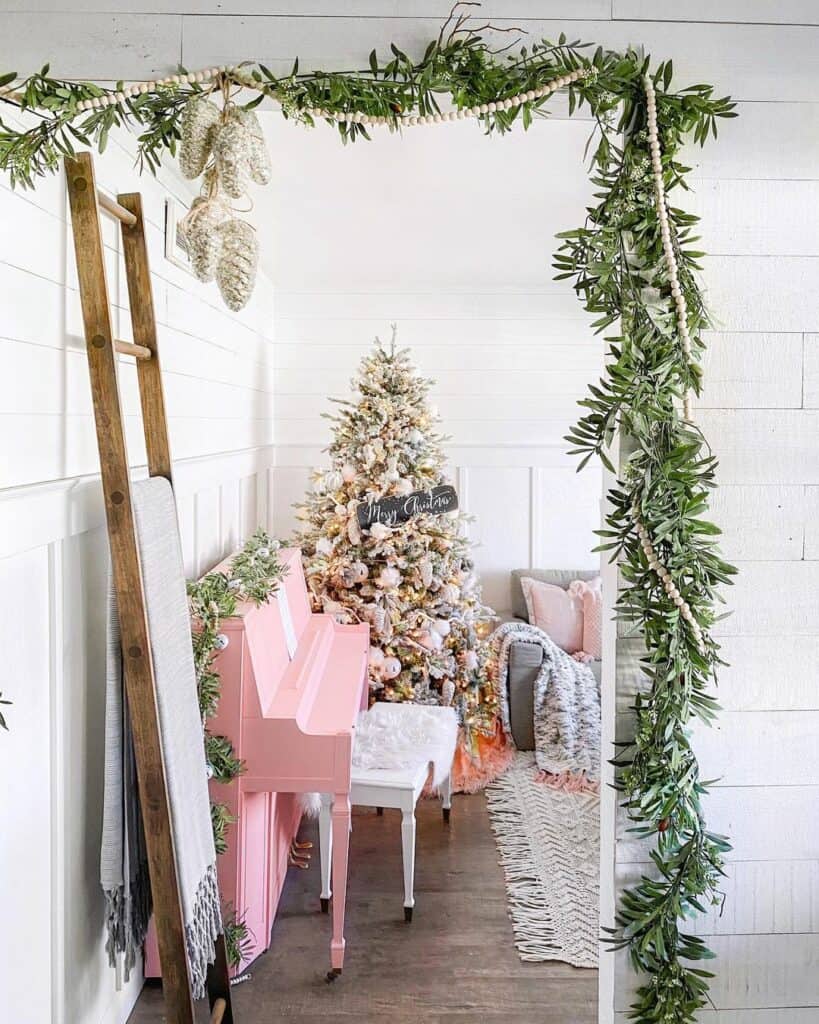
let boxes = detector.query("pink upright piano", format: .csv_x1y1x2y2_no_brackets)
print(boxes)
146,545,369,979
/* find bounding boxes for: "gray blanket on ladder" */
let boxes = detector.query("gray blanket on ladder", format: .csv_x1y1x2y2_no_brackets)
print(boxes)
100,476,222,999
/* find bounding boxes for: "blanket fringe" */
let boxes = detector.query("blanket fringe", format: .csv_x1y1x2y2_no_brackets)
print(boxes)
185,863,223,1000
103,859,152,981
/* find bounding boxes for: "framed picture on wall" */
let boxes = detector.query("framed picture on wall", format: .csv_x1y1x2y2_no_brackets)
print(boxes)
164,196,192,273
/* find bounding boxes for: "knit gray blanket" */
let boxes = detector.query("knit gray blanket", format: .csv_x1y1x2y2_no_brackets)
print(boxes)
492,621,600,787
100,477,221,999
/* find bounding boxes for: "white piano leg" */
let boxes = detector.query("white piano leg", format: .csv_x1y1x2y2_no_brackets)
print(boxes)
440,770,452,824
401,807,417,923
319,793,333,913
329,791,351,976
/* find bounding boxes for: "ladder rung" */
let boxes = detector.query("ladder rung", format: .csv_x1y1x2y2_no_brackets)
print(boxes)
115,339,152,360
210,998,227,1024
97,191,137,227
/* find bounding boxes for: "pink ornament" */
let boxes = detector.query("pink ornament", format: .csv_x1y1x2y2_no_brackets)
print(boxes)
341,463,357,482
381,656,401,680
368,646,385,668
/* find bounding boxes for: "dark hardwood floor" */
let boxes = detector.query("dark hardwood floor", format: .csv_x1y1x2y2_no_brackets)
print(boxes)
128,792,597,1023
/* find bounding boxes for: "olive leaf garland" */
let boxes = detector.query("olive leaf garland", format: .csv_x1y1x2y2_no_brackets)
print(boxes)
0,7,738,1018
555,59,737,1024
187,528,288,963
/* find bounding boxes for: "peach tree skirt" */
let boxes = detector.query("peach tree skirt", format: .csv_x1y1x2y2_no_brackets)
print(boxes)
486,752,599,968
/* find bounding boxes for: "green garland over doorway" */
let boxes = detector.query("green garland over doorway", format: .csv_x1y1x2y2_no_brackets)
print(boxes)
0,7,737,1021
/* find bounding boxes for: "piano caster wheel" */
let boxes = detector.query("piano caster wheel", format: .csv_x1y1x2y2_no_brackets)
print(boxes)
326,968,342,983
404,906,414,923
443,807,451,824
376,807,384,816
320,897,329,914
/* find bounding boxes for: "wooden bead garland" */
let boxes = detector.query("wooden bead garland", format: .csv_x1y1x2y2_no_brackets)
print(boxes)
644,74,694,422
67,63,588,125
636,77,707,654
632,503,705,654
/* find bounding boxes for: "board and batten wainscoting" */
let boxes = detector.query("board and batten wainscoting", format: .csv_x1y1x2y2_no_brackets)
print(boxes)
0,109,277,1024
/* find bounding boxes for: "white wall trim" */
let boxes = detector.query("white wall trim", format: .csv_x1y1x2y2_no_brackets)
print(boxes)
0,444,276,562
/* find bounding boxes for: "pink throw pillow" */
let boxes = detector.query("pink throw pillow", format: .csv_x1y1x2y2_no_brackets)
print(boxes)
521,576,584,654
570,577,602,661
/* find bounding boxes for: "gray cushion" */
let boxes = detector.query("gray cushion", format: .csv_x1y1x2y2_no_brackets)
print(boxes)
507,644,602,751
507,641,541,750
510,567,600,622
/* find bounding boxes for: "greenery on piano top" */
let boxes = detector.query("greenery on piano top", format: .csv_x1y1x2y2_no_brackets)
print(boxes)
0,5,740,1016
188,527,288,965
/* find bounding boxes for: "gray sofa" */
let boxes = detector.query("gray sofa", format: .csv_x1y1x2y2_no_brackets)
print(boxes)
504,568,601,751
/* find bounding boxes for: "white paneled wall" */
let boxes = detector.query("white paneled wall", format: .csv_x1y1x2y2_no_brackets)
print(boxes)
264,115,603,611
1,4,818,1024
0,112,276,1024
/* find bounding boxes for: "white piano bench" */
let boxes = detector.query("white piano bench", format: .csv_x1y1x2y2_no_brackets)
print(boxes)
318,747,454,923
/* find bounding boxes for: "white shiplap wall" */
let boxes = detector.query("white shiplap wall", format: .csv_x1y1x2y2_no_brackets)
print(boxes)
0,111,276,1024
1,3,818,1023
263,115,603,611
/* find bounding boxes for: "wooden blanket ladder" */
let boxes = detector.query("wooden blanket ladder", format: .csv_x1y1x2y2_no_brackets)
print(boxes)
65,151,233,1024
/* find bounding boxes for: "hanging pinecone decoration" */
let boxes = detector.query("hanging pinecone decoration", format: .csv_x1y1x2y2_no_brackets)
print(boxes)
212,116,254,199
178,97,221,179
178,195,230,283
216,219,259,312
175,88,272,311
232,107,272,185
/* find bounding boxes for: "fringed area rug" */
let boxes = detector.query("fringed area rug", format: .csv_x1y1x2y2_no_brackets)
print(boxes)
486,752,599,968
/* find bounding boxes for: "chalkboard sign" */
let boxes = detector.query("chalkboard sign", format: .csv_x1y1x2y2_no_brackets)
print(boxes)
357,484,458,529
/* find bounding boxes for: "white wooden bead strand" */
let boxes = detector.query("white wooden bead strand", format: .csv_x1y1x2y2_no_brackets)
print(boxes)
74,66,228,112
632,503,705,654
644,74,694,423
48,63,588,123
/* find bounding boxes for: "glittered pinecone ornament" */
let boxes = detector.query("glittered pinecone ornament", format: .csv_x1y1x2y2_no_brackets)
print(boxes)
178,97,221,179
232,107,272,185
178,195,230,283
212,117,254,199
216,218,258,311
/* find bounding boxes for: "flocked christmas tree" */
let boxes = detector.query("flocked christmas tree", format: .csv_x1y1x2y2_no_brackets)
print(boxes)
295,333,499,740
